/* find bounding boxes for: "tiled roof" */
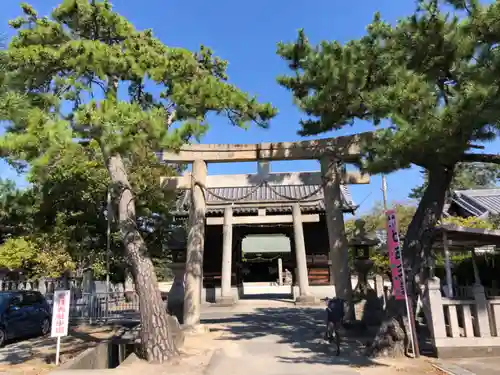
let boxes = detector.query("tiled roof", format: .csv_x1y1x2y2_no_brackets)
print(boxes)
451,188,500,217
173,184,355,215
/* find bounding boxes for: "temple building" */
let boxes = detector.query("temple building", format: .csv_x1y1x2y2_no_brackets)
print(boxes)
166,161,364,302
444,188,500,218
161,134,371,327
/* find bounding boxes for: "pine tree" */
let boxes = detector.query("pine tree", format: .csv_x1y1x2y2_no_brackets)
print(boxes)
1,1,276,362
277,0,500,356
410,162,500,199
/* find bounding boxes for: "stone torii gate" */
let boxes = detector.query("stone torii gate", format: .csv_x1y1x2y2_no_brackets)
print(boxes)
162,132,372,329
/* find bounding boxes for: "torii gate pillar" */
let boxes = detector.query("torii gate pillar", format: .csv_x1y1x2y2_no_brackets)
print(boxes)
183,159,207,329
321,156,355,320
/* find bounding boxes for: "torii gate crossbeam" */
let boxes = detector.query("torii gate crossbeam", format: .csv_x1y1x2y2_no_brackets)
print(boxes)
161,132,372,163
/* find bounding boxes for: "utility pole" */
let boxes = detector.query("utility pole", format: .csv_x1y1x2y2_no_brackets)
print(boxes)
106,189,111,317
382,174,388,210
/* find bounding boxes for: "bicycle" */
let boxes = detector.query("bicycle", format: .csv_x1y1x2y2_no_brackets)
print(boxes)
321,297,344,356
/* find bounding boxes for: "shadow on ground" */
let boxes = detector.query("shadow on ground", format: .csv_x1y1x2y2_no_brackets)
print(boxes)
203,306,387,368
238,294,294,303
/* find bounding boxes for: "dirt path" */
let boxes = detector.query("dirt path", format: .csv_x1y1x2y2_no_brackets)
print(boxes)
116,305,442,375
10,302,444,375
354,358,442,375
201,312,440,375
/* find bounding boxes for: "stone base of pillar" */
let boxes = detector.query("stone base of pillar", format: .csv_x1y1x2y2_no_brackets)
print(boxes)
181,323,210,335
294,295,318,306
216,296,236,307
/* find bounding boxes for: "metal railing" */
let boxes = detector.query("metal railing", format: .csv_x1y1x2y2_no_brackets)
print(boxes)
45,292,141,323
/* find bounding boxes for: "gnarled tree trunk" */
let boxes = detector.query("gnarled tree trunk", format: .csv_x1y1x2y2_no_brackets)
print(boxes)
106,153,177,362
367,165,454,357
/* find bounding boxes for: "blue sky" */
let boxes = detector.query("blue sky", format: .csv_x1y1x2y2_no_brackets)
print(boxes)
1,0,498,214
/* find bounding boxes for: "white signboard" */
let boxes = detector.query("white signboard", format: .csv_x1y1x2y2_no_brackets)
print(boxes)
51,290,71,338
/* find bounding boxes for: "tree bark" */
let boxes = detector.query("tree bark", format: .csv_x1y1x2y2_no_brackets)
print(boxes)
366,165,454,357
106,153,177,362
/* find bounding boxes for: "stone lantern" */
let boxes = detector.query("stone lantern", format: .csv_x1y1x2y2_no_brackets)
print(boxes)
166,226,188,323
350,219,379,296
349,219,381,324
167,262,186,324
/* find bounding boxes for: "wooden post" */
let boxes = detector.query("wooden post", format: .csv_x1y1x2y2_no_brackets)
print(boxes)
292,203,314,303
374,274,385,308
278,258,283,286
471,249,482,286
219,205,235,305
183,159,207,329
443,231,454,298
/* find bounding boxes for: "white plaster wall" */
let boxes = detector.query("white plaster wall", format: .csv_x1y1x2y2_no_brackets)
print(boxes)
293,285,333,299
242,283,293,296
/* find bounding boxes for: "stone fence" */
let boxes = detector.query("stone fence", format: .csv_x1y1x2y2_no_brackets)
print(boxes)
0,278,124,295
426,277,500,358
0,278,84,294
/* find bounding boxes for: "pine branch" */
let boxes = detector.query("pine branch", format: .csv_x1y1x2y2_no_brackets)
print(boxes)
461,153,500,164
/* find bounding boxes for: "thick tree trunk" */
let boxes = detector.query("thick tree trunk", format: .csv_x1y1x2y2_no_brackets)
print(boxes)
106,153,177,362
366,165,454,357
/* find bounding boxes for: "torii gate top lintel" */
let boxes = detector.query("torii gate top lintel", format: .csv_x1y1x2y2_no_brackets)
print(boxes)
161,132,372,164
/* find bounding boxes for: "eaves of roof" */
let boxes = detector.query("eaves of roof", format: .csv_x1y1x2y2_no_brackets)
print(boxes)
451,188,500,217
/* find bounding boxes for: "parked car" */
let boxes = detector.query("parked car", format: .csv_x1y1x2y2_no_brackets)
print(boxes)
0,290,51,346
